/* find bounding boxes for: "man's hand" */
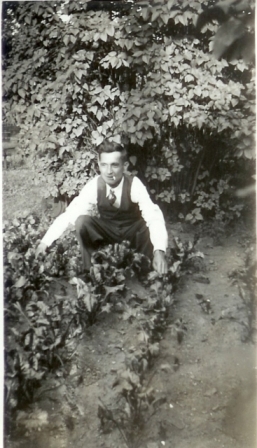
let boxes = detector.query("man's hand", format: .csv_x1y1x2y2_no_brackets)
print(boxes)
152,250,168,275
35,242,48,259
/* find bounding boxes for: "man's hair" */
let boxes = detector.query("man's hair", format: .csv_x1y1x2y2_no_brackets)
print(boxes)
97,141,128,162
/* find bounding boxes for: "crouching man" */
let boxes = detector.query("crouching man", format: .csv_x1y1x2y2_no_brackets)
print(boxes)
36,142,168,275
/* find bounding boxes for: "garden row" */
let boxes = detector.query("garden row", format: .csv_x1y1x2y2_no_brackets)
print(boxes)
3,213,201,430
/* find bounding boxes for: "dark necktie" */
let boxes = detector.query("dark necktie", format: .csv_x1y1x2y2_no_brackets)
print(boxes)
108,189,116,206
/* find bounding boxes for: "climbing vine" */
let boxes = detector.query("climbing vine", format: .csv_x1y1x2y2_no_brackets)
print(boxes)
2,0,255,218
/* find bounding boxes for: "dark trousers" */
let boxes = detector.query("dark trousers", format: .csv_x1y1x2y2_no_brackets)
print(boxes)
75,215,153,270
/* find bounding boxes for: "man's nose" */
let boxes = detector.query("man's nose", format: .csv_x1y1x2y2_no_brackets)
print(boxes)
107,165,112,174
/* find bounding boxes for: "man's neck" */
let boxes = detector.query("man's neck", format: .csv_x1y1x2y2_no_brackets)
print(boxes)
105,175,124,189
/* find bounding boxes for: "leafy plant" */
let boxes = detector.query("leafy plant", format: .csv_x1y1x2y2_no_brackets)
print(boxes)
4,218,130,416
3,217,156,419
5,287,82,412
3,0,255,219
69,276,125,325
97,237,203,446
229,244,257,342
98,368,166,448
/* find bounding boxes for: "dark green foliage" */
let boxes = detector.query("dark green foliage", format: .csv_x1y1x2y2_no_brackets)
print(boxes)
2,0,255,217
4,215,82,412
5,290,81,410
196,0,255,62
97,236,203,447
3,211,202,423
3,215,151,415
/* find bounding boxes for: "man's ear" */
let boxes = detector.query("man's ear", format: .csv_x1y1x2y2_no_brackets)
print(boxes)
123,161,129,172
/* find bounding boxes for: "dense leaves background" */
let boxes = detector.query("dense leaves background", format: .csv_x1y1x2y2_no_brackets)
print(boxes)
2,0,255,221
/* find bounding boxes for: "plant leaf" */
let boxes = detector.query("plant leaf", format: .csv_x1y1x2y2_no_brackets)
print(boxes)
104,284,124,298
13,276,27,288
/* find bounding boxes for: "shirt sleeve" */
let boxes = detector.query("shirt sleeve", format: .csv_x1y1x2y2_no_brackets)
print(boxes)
41,177,98,247
130,177,168,252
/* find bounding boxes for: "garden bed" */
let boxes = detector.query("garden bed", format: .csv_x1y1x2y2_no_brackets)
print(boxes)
3,168,256,448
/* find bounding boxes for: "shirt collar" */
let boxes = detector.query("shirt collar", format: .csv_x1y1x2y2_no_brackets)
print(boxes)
106,176,124,196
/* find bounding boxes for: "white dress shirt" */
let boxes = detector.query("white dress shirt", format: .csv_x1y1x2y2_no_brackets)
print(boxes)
42,175,168,252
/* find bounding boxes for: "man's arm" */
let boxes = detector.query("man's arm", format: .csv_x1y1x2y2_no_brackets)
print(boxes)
35,242,48,258
35,177,98,256
131,177,168,274
153,250,168,275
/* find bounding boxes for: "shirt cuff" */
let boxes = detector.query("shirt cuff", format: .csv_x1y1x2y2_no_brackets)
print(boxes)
152,242,167,253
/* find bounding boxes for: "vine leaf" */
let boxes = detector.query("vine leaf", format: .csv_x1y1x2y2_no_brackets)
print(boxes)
13,276,27,288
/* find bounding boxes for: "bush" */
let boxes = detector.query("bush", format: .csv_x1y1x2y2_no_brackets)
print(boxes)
3,1,255,218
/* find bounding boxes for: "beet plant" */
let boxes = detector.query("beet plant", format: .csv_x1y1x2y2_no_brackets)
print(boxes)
98,369,166,448
3,221,153,419
3,207,204,445
97,237,203,446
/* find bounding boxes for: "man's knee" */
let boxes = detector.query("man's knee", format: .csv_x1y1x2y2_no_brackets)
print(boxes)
75,215,93,233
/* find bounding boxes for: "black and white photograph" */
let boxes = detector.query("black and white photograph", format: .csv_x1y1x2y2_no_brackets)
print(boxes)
2,1,256,447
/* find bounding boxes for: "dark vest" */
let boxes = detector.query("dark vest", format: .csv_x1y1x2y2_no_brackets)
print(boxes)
97,175,141,226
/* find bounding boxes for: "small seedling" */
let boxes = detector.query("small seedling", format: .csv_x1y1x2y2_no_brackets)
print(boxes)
195,293,213,314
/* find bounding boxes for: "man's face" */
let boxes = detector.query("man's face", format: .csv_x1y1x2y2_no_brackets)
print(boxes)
98,151,127,187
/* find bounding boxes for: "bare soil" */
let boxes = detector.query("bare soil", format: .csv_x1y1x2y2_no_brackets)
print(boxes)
3,167,257,448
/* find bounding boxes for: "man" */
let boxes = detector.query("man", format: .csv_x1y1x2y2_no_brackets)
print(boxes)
36,142,168,274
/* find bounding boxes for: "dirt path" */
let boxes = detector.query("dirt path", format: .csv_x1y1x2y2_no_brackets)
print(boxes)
5,224,256,448
151,233,256,448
